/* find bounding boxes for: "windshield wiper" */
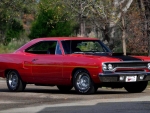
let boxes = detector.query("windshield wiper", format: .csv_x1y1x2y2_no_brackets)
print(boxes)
72,51,111,56
72,52,85,54
84,51,111,56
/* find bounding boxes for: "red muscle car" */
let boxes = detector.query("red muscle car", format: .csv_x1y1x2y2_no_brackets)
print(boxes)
0,37,150,94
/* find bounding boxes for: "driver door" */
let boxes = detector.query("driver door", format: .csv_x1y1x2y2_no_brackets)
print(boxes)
26,41,63,84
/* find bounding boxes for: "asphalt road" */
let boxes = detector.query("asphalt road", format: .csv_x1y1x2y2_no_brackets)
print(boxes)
0,79,150,113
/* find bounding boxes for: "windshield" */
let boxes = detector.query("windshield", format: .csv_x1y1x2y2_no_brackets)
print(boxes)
61,40,111,54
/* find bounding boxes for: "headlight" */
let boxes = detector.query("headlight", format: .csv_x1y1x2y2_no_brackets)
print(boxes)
108,64,113,70
148,63,150,70
102,64,107,70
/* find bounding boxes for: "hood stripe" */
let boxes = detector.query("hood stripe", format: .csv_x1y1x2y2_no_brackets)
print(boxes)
111,55,142,61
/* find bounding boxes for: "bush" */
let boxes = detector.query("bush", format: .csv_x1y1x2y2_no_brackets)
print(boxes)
29,4,75,39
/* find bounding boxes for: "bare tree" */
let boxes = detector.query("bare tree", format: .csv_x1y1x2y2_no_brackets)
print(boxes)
137,0,150,56
62,0,92,37
143,0,150,56
62,0,133,54
90,0,133,53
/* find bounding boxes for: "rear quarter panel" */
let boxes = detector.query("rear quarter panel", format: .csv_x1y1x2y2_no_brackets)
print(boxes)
0,53,34,83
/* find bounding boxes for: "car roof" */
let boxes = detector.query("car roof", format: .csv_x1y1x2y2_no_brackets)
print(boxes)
31,37,99,41
14,37,100,53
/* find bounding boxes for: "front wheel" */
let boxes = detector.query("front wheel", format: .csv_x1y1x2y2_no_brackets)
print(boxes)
6,70,26,92
73,70,96,94
124,81,148,93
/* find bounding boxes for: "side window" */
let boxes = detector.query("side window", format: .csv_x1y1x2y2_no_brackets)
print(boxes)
55,42,62,55
77,41,104,52
62,40,105,54
25,41,57,54
61,41,71,54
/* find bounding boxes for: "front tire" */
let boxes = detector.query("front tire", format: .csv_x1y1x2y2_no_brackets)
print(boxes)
124,81,148,93
73,70,96,94
6,70,26,92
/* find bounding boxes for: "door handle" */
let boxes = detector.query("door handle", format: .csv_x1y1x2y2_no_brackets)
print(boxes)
32,59,38,62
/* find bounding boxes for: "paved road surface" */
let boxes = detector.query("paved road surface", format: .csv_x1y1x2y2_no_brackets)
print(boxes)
0,79,150,113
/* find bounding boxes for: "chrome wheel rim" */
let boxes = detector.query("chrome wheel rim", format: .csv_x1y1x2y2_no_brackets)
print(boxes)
8,72,18,89
76,73,90,90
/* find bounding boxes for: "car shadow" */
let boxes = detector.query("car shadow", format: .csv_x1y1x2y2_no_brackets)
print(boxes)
0,88,148,96
22,87,128,95
0,85,146,95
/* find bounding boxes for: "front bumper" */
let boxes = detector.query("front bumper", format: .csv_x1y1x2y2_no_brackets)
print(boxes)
99,72,150,82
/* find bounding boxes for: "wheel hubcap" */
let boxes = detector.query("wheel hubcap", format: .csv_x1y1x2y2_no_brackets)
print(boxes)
76,73,90,90
8,72,18,89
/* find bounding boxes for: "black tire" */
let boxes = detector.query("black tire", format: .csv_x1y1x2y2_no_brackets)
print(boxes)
124,81,148,93
57,85,73,93
94,86,99,93
73,69,96,94
6,70,26,92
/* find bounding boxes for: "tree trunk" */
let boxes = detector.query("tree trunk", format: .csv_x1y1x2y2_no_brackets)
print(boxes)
102,26,117,50
122,30,126,55
122,13,126,55
79,0,85,37
80,18,85,37
109,27,116,50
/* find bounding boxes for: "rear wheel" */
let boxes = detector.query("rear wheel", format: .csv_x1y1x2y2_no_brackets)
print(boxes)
124,81,148,93
73,69,96,94
57,85,73,93
6,70,26,92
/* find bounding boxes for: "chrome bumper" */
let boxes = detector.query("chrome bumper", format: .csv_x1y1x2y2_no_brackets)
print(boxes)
99,72,150,82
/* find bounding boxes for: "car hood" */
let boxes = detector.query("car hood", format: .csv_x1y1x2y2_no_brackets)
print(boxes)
69,53,150,62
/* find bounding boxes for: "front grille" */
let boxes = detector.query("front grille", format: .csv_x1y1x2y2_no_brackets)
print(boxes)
111,62,147,68
103,62,149,72
115,70,145,72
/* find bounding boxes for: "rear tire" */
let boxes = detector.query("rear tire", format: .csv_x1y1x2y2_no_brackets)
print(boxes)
73,69,96,94
6,70,26,92
124,81,148,93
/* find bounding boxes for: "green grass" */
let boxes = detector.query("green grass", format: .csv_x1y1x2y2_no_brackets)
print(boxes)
0,37,29,53
148,81,150,85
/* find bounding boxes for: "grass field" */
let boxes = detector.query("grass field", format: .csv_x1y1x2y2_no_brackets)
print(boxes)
0,38,29,53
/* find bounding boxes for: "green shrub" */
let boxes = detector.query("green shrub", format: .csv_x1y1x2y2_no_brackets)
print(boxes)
29,2,75,39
